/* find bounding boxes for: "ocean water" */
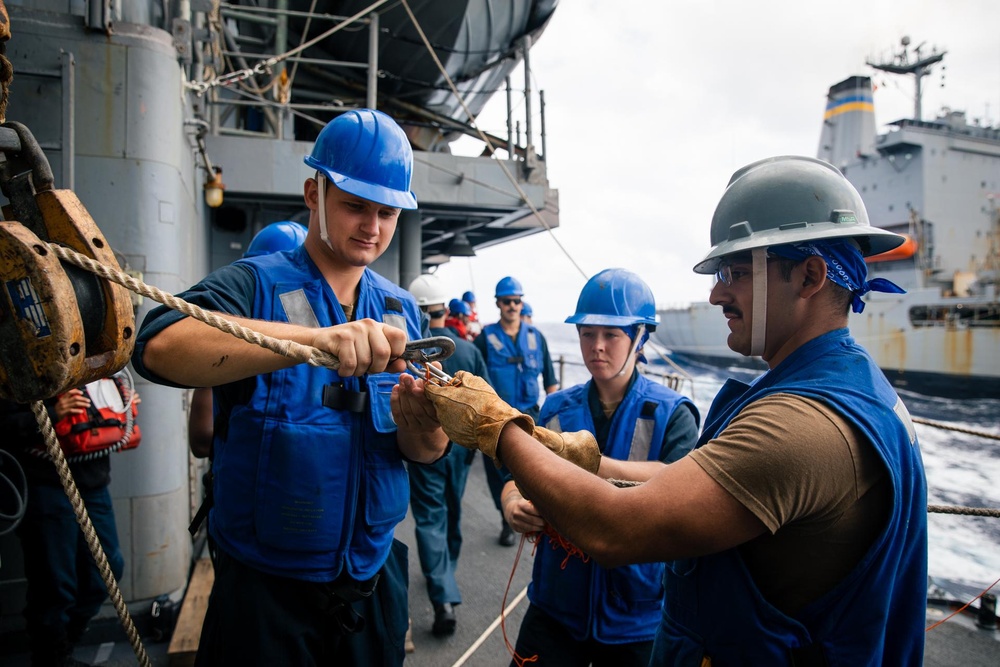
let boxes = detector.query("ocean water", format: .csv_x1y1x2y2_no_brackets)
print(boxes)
534,320,1000,592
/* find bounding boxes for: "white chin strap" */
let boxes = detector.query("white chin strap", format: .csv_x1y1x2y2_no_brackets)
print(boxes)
317,173,333,251
750,247,768,357
616,323,645,377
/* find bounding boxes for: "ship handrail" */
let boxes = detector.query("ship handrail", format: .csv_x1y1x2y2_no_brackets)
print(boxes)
555,355,690,394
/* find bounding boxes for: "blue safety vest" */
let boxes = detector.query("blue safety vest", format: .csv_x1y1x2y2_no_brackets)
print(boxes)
481,322,544,411
209,246,422,582
531,375,695,643
652,329,927,666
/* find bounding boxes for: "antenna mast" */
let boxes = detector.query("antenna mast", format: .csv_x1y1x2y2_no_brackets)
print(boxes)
866,36,946,121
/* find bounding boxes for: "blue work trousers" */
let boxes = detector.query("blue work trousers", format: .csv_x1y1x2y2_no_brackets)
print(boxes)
17,482,124,645
407,444,473,605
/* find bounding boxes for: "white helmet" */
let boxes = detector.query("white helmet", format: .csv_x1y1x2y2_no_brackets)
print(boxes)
408,274,449,307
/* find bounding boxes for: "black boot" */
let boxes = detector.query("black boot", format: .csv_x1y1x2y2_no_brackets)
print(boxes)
432,603,456,637
498,521,516,547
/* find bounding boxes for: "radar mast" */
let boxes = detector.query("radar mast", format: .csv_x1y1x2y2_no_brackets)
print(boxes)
866,36,946,121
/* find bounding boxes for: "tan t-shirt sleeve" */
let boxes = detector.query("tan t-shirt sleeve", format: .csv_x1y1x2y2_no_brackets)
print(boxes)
688,393,876,534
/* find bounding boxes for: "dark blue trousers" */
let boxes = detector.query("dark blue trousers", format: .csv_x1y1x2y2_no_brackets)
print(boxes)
512,603,653,667
17,482,124,648
195,539,409,666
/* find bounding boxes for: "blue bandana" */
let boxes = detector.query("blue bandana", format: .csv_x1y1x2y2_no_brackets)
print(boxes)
768,240,906,313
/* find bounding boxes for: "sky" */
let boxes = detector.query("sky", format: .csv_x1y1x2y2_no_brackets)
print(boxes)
430,0,1000,323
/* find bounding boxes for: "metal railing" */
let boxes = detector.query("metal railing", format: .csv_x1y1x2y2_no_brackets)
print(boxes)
555,355,687,393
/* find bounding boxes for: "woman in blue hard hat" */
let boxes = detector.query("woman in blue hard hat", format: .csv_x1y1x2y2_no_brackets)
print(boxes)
500,268,700,666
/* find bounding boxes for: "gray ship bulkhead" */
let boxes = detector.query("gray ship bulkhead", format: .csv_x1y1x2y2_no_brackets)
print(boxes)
0,0,559,637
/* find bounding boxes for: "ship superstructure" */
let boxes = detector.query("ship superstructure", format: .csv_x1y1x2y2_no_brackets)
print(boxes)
655,38,1000,398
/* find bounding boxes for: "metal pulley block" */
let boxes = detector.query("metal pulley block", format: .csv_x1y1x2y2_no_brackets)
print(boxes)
0,121,134,402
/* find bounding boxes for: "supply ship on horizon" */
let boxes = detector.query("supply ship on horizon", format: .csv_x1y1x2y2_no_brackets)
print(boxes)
654,38,1000,399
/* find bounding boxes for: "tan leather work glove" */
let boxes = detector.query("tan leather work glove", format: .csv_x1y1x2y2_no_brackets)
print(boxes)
531,426,602,474
423,371,533,461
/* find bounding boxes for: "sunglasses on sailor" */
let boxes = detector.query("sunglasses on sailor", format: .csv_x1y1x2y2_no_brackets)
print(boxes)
499,298,522,306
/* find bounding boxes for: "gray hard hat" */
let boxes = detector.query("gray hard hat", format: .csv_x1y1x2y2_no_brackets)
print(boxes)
693,156,905,274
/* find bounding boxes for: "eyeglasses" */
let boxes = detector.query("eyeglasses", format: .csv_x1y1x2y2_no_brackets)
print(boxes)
500,298,522,306
715,264,750,286
715,256,779,286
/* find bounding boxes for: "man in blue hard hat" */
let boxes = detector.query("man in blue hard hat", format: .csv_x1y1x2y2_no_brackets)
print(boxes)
462,290,482,338
133,109,448,666
242,220,308,259
445,297,473,341
423,156,928,664
473,276,558,546
519,300,533,325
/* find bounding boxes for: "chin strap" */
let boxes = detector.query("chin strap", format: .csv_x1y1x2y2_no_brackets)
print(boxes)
316,173,332,251
750,247,768,358
616,323,645,377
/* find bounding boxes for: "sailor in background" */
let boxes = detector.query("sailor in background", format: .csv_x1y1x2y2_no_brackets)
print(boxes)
424,156,927,665
406,274,492,638
473,276,558,547
134,109,448,666
519,300,533,325
445,298,474,342
1,374,140,667
502,269,699,666
186,219,309,573
462,290,482,338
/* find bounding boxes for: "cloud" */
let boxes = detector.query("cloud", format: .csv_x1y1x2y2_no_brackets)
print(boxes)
436,0,1000,322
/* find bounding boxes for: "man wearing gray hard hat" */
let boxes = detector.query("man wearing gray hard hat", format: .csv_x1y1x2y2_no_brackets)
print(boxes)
421,156,928,665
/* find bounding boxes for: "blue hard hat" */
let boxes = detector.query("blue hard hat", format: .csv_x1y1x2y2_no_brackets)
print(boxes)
462,290,476,303
304,109,417,210
520,301,533,317
448,298,470,316
494,276,524,298
244,221,307,258
565,268,658,330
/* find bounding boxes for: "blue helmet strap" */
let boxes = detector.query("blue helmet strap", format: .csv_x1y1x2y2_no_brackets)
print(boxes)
617,323,646,377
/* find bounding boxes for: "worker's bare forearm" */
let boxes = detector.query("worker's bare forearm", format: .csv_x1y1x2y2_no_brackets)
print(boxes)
142,315,311,386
